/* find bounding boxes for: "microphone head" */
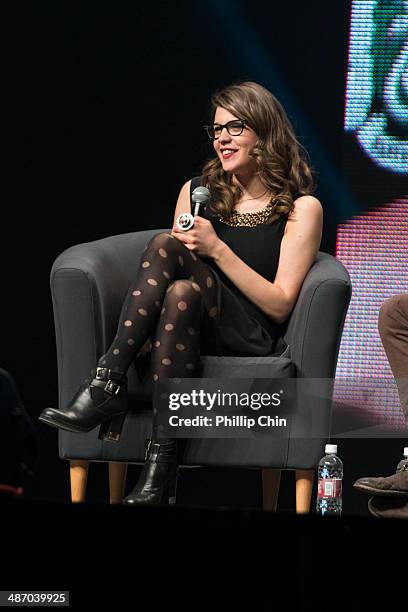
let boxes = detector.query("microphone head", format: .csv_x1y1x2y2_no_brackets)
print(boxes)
192,186,211,205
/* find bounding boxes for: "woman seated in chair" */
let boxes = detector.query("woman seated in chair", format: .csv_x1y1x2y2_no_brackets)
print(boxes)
39,80,323,506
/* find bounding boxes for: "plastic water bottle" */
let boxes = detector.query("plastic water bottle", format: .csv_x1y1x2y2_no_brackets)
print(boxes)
396,447,408,473
316,444,343,516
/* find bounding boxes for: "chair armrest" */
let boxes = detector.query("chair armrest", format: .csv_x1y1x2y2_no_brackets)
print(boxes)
51,229,170,407
284,252,351,378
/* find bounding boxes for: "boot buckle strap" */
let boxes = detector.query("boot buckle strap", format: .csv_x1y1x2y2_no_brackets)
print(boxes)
104,380,121,396
96,367,125,384
145,441,161,462
96,366,111,380
144,439,152,461
144,440,175,463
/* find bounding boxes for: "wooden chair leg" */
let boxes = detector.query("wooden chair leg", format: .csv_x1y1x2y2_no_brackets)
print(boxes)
262,469,281,512
108,462,128,505
70,460,89,503
295,469,315,514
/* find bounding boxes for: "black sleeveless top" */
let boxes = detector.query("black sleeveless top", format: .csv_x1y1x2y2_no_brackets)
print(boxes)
190,176,288,339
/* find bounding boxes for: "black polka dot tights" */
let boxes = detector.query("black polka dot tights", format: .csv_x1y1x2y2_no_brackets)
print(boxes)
98,232,219,383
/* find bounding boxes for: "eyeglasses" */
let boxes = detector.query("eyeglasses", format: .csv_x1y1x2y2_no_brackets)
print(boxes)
203,119,246,141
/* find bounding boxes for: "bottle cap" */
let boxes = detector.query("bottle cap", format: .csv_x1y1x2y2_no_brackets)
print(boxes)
404,447,408,457
325,444,337,454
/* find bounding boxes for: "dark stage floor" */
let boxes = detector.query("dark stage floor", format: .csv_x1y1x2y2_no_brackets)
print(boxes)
1,497,406,607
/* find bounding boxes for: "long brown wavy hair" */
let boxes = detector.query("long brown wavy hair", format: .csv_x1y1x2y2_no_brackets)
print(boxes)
201,81,316,222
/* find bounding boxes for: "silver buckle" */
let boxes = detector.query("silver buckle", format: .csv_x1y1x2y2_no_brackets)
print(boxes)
104,380,120,396
104,431,120,442
96,366,111,380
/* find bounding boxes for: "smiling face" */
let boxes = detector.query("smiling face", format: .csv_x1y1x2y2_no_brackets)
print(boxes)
213,107,259,177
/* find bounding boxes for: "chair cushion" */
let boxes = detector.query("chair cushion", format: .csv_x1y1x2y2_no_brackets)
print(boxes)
129,344,294,402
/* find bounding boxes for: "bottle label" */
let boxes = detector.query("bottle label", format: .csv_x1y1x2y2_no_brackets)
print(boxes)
318,478,342,499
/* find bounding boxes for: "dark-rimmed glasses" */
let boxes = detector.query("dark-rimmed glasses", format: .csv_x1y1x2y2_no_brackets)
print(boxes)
203,119,246,141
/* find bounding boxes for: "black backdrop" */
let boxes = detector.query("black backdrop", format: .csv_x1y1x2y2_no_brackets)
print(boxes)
2,1,383,511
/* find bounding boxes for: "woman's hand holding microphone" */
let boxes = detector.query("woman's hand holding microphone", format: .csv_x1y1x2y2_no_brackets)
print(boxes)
172,216,222,259
171,186,224,260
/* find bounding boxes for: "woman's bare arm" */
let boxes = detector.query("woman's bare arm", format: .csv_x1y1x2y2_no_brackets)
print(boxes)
212,195,323,323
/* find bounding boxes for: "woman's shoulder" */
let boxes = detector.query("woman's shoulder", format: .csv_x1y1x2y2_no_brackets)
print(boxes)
284,194,323,235
292,194,322,214
286,194,322,225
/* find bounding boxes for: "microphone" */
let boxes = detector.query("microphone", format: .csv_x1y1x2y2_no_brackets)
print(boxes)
176,186,211,231
192,186,211,216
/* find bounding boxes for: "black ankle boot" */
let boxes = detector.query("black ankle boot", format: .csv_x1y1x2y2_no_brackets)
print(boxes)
123,438,178,506
38,367,128,435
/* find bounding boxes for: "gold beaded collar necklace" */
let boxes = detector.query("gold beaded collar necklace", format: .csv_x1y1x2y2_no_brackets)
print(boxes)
218,203,275,227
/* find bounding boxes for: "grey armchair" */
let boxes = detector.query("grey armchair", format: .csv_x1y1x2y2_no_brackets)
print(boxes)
50,229,351,510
